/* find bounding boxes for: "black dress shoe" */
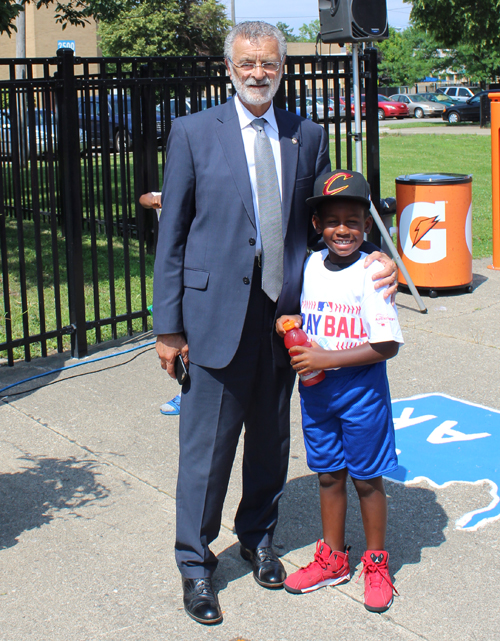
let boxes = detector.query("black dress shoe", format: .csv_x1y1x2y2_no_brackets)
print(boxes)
240,545,286,588
182,577,222,625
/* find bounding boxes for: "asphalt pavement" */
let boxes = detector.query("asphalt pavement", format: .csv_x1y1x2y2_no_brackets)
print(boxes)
2,256,500,641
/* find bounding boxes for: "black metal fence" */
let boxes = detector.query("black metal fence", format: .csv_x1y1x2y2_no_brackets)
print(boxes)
0,49,380,366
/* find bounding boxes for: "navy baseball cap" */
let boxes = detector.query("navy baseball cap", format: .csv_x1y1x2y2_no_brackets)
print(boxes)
306,169,371,208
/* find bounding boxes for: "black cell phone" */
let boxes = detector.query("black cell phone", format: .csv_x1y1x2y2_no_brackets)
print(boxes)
175,354,189,385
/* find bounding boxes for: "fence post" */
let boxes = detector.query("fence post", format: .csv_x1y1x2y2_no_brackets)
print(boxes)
139,63,158,255
364,47,382,247
488,92,500,271
56,48,88,357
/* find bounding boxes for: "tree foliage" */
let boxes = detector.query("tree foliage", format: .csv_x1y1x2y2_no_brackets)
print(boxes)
298,19,320,43
0,0,124,36
276,21,298,43
376,27,443,86
98,0,230,57
0,0,230,57
406,0,500,49
406,0,500,81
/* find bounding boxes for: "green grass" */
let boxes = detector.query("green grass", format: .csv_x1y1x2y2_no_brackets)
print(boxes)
377,134,492,258
330,133,492,259
1,217,154,361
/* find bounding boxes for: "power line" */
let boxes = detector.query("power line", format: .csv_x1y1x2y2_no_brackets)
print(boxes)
237,16,318,20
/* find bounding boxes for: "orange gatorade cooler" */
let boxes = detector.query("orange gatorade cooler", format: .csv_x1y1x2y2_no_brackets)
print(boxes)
395,173,473,296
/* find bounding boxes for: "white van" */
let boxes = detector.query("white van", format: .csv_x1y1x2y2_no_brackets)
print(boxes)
436,86,476,102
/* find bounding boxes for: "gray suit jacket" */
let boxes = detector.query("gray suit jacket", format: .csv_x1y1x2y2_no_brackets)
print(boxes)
153,98,331,369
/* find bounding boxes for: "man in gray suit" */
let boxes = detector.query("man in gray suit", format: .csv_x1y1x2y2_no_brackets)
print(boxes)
153,21,396,625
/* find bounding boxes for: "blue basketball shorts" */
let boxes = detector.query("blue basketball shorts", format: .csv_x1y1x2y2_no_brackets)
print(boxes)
299,362,398,480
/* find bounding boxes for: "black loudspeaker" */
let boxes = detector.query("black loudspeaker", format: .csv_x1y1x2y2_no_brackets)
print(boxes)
318,0,389,44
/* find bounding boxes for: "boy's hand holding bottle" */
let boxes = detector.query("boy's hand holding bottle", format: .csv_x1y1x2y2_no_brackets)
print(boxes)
276,315,326,386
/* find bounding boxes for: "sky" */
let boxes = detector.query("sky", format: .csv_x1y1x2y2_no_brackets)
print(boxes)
221,0,411,33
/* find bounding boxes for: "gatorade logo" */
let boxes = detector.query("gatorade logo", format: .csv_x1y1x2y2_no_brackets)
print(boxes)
323,172,351,197
400,201,447,264
411,216,440,248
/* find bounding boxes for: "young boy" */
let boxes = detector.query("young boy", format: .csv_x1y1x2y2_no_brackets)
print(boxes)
276,169,403,613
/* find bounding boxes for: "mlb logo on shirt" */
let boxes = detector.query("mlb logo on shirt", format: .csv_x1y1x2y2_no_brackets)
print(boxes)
317,301,333,312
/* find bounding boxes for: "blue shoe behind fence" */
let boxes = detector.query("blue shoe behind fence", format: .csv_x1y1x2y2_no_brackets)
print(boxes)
160,394,181,416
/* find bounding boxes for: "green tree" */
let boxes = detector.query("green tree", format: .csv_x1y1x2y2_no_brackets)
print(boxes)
298,19,320,43
376,26,444,86
276,21,298,42
0,0,124,36
98,0,231,57
406,0,500,81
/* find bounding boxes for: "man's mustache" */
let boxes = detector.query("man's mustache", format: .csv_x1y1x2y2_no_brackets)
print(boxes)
244,78,271,87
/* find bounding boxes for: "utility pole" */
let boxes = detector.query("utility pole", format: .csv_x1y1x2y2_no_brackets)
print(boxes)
231,0,235,25
15,0,26,78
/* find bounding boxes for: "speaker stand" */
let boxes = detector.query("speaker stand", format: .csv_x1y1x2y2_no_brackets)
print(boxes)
354,44,427,313
352,43,363,173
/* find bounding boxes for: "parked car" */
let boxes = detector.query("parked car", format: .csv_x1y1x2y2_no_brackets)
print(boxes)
377,94,409,120
350,95,367,118
436,86,477,102
391,93,444,118
167,97,210,120
0,107,59,158
441,90,490,123
419,92,461,107
295,97,330,122
295,101,312,120
78,94,163,152
328,98,346,121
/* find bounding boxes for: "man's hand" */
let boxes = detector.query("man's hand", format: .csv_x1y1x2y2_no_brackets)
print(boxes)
156,333,189,379
364,251,398,301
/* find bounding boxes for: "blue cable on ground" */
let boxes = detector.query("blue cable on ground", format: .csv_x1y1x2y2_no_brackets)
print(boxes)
0,339,156,395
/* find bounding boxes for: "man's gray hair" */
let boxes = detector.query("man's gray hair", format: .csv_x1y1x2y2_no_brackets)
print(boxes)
224,21,287,60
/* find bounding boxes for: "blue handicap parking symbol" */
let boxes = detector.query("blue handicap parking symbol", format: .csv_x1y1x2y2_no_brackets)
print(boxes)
387,393,500,531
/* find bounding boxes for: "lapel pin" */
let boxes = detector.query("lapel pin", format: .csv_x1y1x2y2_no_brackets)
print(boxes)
292,137,298,145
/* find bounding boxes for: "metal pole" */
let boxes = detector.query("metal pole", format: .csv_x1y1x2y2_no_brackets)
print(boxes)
369,202,428,313
15,1,25,79
365,46,381,247
56,48,88,357
488,92,500,271
352,43,363,173
231,0,235,25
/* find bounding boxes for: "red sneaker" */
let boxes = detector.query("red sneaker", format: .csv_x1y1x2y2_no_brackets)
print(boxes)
359,550,399,613
284,540,350,594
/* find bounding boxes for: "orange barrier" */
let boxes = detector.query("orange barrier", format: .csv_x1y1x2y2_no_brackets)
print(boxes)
396,173,473,294
488,92,500,270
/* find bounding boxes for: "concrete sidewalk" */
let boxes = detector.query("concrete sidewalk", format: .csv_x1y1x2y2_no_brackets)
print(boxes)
1,258,499,641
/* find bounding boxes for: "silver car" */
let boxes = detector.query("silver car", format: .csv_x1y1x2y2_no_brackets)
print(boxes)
391,93,445,118
295,97,345,122
328,98,346,121
296,97,325,121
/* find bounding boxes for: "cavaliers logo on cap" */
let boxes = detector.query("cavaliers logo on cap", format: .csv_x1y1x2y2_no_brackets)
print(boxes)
322,171,352,197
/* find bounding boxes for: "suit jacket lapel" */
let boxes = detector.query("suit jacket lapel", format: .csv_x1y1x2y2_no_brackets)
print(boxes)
216,100,256,228
275,108,300,236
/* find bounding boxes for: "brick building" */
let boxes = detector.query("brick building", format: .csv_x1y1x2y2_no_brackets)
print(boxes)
0,2,99,79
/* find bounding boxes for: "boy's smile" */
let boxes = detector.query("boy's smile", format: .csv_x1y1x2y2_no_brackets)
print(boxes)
313,199,372,264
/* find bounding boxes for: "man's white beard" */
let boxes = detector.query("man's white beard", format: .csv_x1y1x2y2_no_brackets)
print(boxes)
231,71,281,106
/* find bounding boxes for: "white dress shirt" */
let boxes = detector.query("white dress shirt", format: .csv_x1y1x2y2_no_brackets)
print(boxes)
234,95,282,255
